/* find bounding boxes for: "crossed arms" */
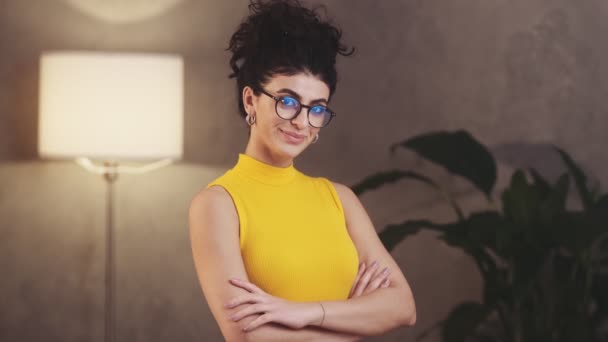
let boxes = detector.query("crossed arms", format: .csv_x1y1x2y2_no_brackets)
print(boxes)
189,182,416,341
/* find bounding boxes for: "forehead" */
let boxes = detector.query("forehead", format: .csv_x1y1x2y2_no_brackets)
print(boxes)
264,73,330,101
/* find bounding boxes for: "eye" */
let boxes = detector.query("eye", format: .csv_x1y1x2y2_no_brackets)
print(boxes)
279,96,299,108
310,105,327,115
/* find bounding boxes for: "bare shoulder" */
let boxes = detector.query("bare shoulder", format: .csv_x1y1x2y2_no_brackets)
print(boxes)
189,185,238,231
329,181,360,210
329,181,352,194
190,185,233,213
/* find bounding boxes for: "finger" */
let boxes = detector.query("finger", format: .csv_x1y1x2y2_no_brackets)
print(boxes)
225,294,260,309
231,304,267,322
348,262,365,298
243,313,274,332
362,271,386,295
380,278,390,288
353,260,379,297
371,267,389,284
353,261,378,297
364,267,389,295
229,279,264,294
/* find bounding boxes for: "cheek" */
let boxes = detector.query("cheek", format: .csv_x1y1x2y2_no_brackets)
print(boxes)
255,108,277,128
268,118,286,134
261,116,285,140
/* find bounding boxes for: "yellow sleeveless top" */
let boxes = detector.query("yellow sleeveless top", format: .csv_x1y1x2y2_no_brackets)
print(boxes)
207,153,359,302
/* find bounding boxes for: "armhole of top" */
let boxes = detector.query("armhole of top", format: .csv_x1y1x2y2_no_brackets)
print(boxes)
318,177,346,225
206,182,247,250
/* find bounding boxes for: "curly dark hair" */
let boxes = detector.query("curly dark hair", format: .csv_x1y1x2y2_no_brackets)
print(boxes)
227,0,355,119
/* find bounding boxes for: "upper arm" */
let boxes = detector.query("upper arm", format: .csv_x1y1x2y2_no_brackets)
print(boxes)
331,182,415,298
189,185,252,341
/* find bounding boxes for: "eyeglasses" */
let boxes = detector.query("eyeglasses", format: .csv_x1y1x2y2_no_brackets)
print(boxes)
259,88,336,128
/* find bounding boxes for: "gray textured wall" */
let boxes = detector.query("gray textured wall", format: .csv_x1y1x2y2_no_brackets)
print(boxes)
1,0,607,341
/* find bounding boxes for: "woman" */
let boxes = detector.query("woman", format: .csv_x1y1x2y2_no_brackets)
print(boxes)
189,1,416,340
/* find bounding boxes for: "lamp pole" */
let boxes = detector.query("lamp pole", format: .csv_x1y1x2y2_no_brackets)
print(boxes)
103,162,118,342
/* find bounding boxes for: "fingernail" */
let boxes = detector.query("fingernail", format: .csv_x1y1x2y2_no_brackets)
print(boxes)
382,268,389,275
371,260,378,267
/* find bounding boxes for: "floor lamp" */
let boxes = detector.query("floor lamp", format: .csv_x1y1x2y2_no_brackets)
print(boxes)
38,51,184,342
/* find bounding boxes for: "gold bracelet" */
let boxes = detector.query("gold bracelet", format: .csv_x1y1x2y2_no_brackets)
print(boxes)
319,302,326,327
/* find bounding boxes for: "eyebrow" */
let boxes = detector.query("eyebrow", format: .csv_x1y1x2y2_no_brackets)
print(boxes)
275,88,328,105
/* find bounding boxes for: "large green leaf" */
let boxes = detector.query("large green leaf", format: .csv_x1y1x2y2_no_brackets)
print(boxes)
556,314,594,342
466,212,503,245
482,269,510,310
454,211,519,266
592,273,608,315
528,168,552,197
596,194,608,210
390,130,497,199
591,195,608,258
592,194,608,223
378,219,447,251
351,169,464,220
552,210,606,256
352,169,438,196
551,212,587,254
501,170,542,227
538,173,569,226
439,222,500,281
512,248,550,300
555,147,594,210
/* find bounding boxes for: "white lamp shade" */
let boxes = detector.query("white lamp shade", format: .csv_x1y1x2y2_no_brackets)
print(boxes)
38,51,184,161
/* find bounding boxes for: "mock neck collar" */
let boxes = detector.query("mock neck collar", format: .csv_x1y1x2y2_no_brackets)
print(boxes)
233,153,297,185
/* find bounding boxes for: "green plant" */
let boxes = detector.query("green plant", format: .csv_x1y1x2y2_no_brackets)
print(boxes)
353,131,608,342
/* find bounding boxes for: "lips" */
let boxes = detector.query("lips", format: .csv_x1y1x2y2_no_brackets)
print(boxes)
280,129,306,144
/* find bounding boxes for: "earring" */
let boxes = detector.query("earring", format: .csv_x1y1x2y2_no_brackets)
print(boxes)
245,112,256,126
312,133,319,144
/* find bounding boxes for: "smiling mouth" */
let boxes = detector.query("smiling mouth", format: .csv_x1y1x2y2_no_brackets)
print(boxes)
280,129,306,144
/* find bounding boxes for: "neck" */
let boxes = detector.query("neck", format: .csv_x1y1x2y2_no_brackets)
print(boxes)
245,139,293,168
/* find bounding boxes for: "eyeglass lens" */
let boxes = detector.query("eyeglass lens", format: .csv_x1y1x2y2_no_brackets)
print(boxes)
276,95,331,128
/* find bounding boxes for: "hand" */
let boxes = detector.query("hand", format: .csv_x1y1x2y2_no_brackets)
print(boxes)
348,261,390,298
226,278,321,331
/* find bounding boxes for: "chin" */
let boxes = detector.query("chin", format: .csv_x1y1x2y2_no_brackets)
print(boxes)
277,144,307,160
271,142,308,161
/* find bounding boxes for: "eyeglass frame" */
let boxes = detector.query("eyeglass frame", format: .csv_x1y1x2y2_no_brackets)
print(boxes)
258,88,336,128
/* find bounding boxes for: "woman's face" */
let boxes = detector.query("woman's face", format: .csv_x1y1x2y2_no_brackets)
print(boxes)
244,73,331,162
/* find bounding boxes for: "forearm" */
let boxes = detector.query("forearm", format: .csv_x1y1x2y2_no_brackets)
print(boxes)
238,317,362,342
311,286,416,336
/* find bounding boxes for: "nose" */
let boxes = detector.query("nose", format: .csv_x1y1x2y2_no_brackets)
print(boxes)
290,108,309,130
